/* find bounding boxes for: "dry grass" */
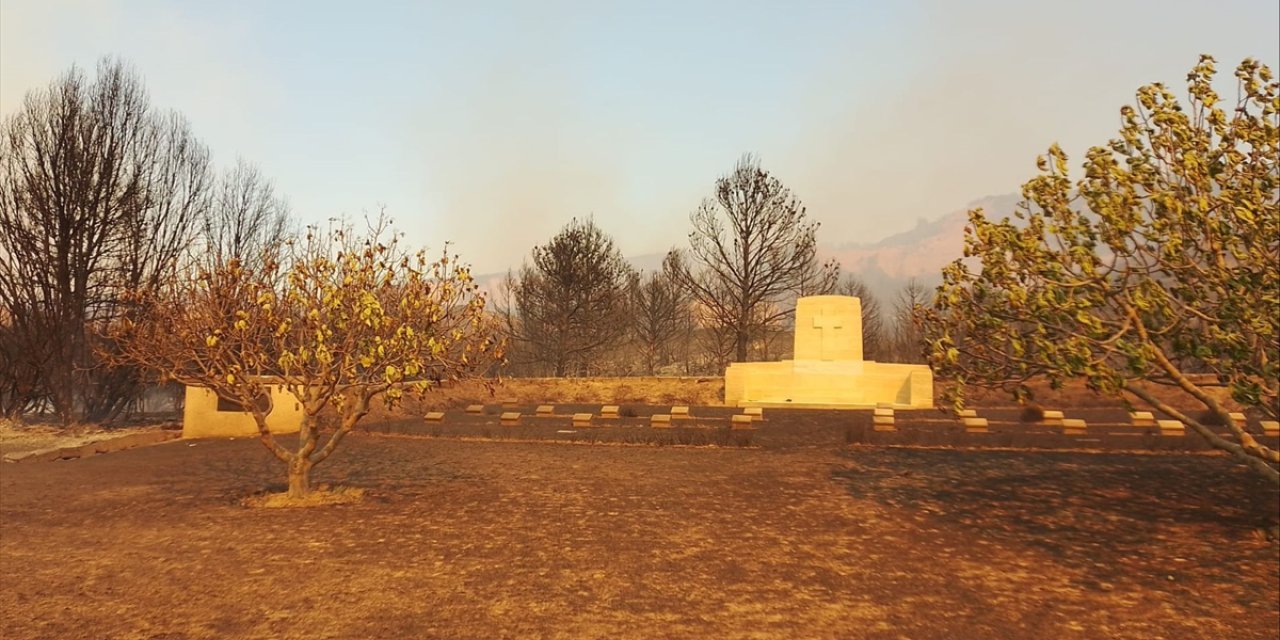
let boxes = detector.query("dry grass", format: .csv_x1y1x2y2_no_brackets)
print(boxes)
240,485,366,509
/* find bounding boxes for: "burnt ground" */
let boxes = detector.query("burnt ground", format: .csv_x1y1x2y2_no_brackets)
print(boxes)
1,423,1278,639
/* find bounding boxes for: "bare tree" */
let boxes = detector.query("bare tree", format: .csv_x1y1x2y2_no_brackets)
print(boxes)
628,262,694,375
668,154,837,368
201,159,293,272
0,58,214,423
836,274,885,361
504,218,634,377
889,278,930,364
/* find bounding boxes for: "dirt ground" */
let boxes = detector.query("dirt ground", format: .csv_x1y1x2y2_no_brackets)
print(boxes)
2,427,1277,639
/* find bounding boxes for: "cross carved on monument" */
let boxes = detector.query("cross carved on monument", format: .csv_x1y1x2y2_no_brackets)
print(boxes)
812,311,843,361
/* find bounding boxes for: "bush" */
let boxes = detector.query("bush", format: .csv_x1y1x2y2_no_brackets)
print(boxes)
1020,405,1046,423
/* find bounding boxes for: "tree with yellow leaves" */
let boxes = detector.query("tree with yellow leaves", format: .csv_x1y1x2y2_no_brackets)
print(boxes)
926,56,1278,484
109,216,502,498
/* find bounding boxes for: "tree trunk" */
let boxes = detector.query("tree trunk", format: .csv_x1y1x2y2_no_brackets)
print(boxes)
734,330,749,363
287,458,313,498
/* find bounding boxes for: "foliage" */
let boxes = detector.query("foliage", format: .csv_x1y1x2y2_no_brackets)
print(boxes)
925,56,1279,483
108,217,502,496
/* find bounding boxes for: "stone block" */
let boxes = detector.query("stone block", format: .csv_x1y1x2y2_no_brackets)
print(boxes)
1157,419,1185,436
1042,410,1064,426
958,409,978,419
1061,418,1087,435
572,413,593,427
1260,420,1278,436
730,414,757,431
424,411,445,422
600,405,620,418
535,405,555,416
464,404,484,415
1227,412,1246,425
873,414,896,432
743,407,764,420
651,414,673,428
500,412,521,425
670,406,690,419
873,407,894,418
1129,411,1154,427
963,417,989,433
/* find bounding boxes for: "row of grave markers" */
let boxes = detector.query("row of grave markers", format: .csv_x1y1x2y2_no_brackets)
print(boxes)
424,404,764,431
950,409,1279,437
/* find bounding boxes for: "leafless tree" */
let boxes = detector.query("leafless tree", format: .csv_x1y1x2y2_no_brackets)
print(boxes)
200,159,293,272
836,274,885,361
628,262,694,375
889,278,930,363
503,218,634,377
0,58,221,423
668,154,837,368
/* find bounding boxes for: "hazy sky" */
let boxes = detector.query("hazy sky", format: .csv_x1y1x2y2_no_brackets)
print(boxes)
2,0,1277,273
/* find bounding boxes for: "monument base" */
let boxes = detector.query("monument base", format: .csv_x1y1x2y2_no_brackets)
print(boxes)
724,360,934,409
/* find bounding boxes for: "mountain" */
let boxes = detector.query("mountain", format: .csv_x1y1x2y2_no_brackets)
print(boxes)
474,193,1024,306
818,194,1021,303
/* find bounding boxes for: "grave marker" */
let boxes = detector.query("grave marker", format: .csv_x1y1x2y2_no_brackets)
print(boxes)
1157,419,1185,436
963,417,989,433
1061,418,1087,435
572,413,593,427
651,414,673,428
730,414,757,431
601,405,620,419
1129,411,1155,427
670,406,691,419
465,404,484,415
424,411,445,422
1261,420,1278,436
959,409,978,419
535,404,555,416
743,407,764,421
500,412,521,425
1042,410,1064,427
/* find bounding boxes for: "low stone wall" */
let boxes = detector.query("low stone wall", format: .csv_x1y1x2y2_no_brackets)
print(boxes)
2,430,182,463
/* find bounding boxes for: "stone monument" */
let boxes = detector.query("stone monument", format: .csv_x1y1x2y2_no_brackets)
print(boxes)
724,295,933,408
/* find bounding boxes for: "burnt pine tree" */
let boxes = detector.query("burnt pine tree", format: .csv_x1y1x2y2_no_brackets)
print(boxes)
506,218,634,376
668,154,837,367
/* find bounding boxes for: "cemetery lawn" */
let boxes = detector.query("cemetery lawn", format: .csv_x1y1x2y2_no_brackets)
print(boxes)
1,434,1276,640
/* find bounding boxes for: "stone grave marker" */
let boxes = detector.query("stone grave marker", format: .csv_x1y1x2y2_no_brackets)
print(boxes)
963,417,989,433
601,405,620,419
465,404,484,415
572,413,593,427
1260,420,1278,436
1061,418,1087,435
1157,419,1185,436
535,404,555,416
500,412,521,425
743,407,764,421
670,406,691,420
1129,411,1155,427
651,414,673,428
1042,410,1065,427
424,411,445,422
730,414,757,431
958,409,978,419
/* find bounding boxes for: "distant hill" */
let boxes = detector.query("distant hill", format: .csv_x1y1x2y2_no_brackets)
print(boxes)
474,193,1024,306
818,194,1021,303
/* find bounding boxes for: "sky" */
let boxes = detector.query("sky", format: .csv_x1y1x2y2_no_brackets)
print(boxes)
2,0,1278,274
